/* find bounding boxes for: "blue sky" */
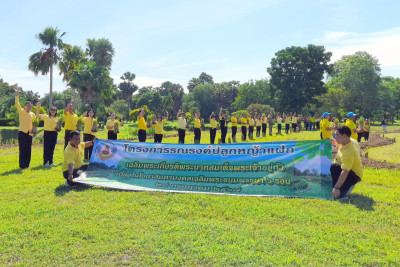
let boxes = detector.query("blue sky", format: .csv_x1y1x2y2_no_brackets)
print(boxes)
1,0,400,96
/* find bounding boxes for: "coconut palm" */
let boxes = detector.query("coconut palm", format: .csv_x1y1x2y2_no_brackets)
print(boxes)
28,27,68,107
58,45,85,83
86,38,115,70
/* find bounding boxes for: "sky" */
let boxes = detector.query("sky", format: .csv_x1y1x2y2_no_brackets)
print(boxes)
1,0,400,97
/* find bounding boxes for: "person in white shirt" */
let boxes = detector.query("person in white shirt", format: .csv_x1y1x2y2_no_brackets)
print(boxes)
177,109,187,144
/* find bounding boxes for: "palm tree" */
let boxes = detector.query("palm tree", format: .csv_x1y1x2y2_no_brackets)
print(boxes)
86,38,115,70
28,27,68,107
58,45,85,83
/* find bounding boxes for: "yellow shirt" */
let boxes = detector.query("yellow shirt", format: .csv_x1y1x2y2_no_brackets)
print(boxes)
41,115,58,131
249,118,255,127
277,117,282,124
256,119,262,127
194,118,201,128
178,117,187,129
15,96,36,135
82,117,94,135
64,112,78,131
310,117,316,123
210,119,218,129
240,117,248,125
62,142,85,172
138,116,147,130
106,119,120,132
336,139,363,179
153,120,166,134
292,117,298,123
320,118,333,139
345,119,358,140
263,117,268,124
231,117,238,127
364,124,370,132
285,117,290,124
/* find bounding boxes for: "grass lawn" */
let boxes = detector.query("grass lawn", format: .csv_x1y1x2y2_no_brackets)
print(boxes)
0,124,400,265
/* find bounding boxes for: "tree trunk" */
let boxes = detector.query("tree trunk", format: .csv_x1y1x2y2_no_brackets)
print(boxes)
49,64,53,108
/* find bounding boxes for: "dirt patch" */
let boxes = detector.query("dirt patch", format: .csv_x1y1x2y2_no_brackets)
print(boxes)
332,132,400,169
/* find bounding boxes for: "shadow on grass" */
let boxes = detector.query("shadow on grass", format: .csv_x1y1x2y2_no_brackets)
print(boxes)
0,168,23,176
348,193,375,211
54,183,93,196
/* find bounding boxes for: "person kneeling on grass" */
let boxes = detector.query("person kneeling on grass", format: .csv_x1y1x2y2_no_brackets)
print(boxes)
330,125,363,200
62,130,96,187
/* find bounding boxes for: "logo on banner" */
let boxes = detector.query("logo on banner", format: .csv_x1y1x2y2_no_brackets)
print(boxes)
95,141,117,160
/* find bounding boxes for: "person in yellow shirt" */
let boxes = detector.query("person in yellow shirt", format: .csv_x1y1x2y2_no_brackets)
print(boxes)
320,112,335,140
255,113,262,138
152,111,168,143
36,101,59,166
345,112,361,141
209,112,218,144
240,113,248,141
248,114,255,140
276,114,283,135
284,115,291,134
193,112,201,144
177,109,187,144
63,130,96,187
219,108,228,143
82,109,96,160
106,112,124,140
14,86,36,169
291,112,298,133
364,120,370,141
137,109,147,142
230,114,238,143
330,125,363,199
262,114,268,137
63,97,78,149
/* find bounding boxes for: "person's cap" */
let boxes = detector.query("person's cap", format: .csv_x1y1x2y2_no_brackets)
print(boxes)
347,112,357,117
321,112,331,118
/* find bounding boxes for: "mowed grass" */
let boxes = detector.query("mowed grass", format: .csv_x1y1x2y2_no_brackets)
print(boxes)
1,126,400,265
368,133,400,164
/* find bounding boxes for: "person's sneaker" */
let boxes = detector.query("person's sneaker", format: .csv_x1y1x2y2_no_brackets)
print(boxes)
44,163,50,166
50,163,57,166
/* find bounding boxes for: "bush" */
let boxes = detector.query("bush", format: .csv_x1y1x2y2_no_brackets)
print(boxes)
0,118,14,126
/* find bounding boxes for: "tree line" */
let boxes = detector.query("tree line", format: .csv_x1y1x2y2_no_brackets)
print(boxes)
1,26,399,126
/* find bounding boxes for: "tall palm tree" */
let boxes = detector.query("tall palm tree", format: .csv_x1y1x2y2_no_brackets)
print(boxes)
86,38,115,70
28,27,68,107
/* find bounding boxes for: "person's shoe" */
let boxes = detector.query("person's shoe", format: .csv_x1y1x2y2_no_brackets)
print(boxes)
65,181,75,187
50,163,57,166
44,163,50,167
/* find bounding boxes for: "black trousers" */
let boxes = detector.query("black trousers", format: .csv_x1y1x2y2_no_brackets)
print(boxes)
330,163,361,198
63,164,88,186
210,128,217,144
357,132,364,142
248,126,254,138
241,126,247,141
83,133,95,160
108,130,117,140
194,128,201,143
277,124,282,133
64,130,72,149
316,122,320,130
256,126,261,137
292,123,297,132
364,132,369,141
44,131,58,164
178,129,185,144
220,127,227,143
232,126,237,138
154,134,163,143
269,123,273,135
138,129,147,142
262,123,267,135
285,124,290,134
18,131,32,169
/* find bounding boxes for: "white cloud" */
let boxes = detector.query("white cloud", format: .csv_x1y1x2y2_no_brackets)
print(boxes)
317,27,400,70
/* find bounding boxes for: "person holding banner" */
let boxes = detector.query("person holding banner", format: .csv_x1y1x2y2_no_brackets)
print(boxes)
240,113,248,141
14,86,36,169
106,112,124,140
330,125,363,199
209,112,217,144
177,109,187,144
194,112,201,144
231,113,238,143
36,101,59,166
152,112,168,143
63,130,97,187
219,108,228,144
137,109,147,142
82,109,96,160
63,97,78,149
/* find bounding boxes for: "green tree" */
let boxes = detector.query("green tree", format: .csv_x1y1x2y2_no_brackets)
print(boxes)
187,72,214,92
118,72,138,106
246,104,275,116
156,81,184,116
233,79,273,110
28,26,68,107
58,45,86,82
313,87,351,119
214,81,240,113
328,51,381,117
267,44,332,112
162,93,174,119
192,84,217,118
86,38,115,70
